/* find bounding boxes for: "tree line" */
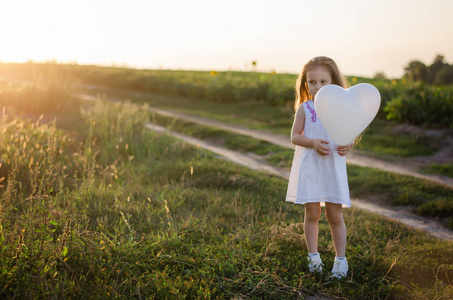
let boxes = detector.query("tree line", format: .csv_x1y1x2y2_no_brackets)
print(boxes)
403,54,453,85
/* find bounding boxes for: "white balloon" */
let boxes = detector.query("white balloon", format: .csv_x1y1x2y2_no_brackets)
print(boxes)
314,83,381,146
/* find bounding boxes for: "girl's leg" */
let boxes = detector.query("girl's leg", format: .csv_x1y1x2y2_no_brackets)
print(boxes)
304,202,321,253
325,203,347,257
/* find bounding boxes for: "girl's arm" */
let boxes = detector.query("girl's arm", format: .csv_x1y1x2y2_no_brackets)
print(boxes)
291,105,330,156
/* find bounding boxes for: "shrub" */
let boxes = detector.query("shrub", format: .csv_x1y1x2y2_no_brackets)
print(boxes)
384,83,453,128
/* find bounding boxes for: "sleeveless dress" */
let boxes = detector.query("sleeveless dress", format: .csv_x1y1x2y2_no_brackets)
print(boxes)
286,100,351,207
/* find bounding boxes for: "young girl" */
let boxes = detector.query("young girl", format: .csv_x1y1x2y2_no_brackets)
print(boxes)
286,56,353,279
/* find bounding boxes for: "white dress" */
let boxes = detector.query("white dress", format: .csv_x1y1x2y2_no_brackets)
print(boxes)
286,100,351,207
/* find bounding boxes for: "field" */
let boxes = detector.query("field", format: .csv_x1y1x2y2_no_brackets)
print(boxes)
0,63,453,299
1,61,452,128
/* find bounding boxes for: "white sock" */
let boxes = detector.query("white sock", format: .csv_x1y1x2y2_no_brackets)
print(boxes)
308,252,320,259
335,257,347,261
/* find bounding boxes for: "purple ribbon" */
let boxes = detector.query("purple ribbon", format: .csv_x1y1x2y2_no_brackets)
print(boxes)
305,102,317,122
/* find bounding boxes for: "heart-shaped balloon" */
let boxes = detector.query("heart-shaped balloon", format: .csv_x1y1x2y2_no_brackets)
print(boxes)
314,83,381,146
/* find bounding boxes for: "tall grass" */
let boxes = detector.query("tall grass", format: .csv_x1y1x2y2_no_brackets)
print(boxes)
0,113,87,297
0,78,84,135
0,81,77,116
0,100,157,297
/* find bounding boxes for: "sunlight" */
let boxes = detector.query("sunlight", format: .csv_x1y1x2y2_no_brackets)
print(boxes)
0,2,32,62
0,1,103,64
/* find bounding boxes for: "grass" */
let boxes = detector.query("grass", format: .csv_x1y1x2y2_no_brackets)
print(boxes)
1,99,453,299
347,165,453,225
419,163,453,178
0,78,87,134
354,119,438,159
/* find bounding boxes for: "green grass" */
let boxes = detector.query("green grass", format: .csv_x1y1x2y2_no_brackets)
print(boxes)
0,78,87,135
354,119,438,159
1,99,453,299
347,165,453,225
419,163,453,178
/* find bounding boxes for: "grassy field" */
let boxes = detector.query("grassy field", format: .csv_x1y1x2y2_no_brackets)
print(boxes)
0,82,452,298
0,61,450,161
1,61,452,128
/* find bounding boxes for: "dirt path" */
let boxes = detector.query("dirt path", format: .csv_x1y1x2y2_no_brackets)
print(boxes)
146,123,453,240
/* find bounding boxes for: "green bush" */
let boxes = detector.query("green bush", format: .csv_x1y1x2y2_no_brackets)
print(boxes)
384,83,453,128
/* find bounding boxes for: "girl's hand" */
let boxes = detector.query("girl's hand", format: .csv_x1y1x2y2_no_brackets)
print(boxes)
312,139,330,156
336,143,352,156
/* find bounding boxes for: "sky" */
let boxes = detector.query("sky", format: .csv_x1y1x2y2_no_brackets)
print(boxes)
1,0,452,78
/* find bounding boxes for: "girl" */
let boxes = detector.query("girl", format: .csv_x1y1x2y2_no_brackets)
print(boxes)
286,56,353,279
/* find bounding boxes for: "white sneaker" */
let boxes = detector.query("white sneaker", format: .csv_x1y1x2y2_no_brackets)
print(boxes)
331,257,348,279
307,254,323,273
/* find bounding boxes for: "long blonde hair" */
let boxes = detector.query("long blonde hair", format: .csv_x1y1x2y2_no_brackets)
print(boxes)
294,56,347,111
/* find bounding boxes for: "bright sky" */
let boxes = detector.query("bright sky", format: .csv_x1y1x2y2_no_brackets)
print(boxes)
1,0,452,78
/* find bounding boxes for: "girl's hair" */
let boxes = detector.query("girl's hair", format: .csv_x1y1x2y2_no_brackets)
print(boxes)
294,56,348,111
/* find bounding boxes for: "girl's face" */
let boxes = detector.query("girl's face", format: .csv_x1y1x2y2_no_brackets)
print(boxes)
306,66,332,100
